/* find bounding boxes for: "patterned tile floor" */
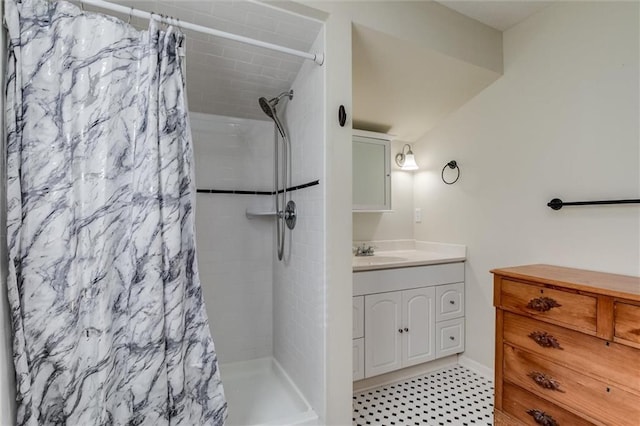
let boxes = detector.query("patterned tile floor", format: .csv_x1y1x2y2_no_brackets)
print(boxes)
353,365,494,426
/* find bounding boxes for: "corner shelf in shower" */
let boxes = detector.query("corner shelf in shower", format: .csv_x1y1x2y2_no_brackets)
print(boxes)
197,179,320,220
245,211,278,219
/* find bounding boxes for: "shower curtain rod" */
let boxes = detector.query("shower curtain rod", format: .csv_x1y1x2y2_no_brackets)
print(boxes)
79,0,325,65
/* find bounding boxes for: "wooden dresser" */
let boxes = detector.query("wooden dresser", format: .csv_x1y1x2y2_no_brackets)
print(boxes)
492,264,640,426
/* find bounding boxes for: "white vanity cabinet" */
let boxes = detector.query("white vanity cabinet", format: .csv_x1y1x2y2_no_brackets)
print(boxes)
353,262,465,380
364,287,435,377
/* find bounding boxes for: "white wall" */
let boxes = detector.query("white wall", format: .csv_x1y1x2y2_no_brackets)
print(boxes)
413,1,640,371
274,28,326,415
353,140,415,242
320,12,353,426
191,112,275,363
305,0,502,73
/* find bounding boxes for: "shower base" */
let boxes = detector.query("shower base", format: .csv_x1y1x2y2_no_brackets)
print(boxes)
220,357,318,426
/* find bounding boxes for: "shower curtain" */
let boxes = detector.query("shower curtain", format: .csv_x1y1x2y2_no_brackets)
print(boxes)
4,0,226,424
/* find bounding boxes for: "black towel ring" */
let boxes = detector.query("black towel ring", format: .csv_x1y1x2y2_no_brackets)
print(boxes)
441,160,460,185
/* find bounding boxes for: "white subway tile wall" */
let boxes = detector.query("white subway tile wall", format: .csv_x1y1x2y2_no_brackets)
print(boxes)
191,112,275,363
273,28,326,414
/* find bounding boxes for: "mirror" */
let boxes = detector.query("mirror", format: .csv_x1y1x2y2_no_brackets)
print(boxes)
353,130,392,211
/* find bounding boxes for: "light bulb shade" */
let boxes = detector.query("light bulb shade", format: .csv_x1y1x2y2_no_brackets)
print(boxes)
401,153,418,170
395,144,419,170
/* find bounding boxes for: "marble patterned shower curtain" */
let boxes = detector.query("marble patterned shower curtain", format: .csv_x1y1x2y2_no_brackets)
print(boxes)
4,0,226,424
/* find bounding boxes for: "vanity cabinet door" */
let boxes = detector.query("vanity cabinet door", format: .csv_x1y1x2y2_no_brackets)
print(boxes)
402,287,436,367
353,338,365,381
353,296,364,339
365,292,402,377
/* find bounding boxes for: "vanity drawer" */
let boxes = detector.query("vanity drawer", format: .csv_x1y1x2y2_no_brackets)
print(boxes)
435,317,464,358
503,345,639,425
499,279,597,334
501,382,593,426
614,301,640,348
436,282,464,321
503,312,640,393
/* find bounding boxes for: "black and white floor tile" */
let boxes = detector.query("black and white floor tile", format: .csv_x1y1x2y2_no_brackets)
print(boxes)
353,365,494,426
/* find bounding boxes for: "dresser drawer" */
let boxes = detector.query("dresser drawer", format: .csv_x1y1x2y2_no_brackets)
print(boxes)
501,382,593,426
500,279,597,334
614,302,640,348
503,312,640,394
504,345,640,425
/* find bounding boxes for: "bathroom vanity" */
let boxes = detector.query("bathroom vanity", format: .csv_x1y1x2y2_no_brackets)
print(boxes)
352,243,466,380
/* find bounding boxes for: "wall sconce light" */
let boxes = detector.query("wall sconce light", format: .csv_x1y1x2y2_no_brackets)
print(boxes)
395,144,419,171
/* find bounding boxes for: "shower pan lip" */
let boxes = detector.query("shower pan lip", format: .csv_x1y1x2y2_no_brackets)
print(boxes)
219,357,317,426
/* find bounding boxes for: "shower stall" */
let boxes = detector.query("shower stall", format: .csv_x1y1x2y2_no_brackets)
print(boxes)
0,0,327,424
188,11,327,425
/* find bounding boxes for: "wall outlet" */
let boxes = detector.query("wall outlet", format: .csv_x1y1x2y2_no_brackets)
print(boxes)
415,208,422,223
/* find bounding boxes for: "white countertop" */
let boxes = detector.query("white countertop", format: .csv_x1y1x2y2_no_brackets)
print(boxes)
352,241,466,272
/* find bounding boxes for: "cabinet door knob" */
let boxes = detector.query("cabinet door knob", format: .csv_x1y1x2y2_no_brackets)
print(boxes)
528,371,564,392
527,297,561,312
449,336,455,340
528,331,563,349
526,409,559,426
404,327,409,332
449,300,455,305
398,329,403,333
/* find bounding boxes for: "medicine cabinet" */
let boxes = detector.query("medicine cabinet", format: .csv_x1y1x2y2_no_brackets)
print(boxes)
353,129,392,212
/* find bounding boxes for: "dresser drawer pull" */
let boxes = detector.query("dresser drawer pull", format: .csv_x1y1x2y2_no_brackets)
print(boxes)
526,409,559,426
528,331,563,349
527,297,562,312
528,371,565,392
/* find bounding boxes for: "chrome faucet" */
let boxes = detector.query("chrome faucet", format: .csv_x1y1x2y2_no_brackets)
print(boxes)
354,243,375,257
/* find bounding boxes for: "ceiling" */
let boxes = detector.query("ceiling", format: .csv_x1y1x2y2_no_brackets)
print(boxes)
82,0,552,138
84,0,323,121
352,24,500,142
352,1,554,141
436,0,553,31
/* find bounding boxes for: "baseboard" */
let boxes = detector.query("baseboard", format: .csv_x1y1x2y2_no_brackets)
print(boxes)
353,355,458,393
457,354,494,380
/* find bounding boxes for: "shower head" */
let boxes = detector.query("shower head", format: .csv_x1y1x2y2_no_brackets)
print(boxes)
258,90,293,138
258,90,293,118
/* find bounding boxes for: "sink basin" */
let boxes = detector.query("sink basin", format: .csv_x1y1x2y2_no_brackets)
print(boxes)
353,255,408,265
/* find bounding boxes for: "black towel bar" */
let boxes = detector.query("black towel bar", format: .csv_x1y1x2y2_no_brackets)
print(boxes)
547,197,640,210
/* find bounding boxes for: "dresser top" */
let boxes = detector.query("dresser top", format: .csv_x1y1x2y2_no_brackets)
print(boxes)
491,264,640,301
